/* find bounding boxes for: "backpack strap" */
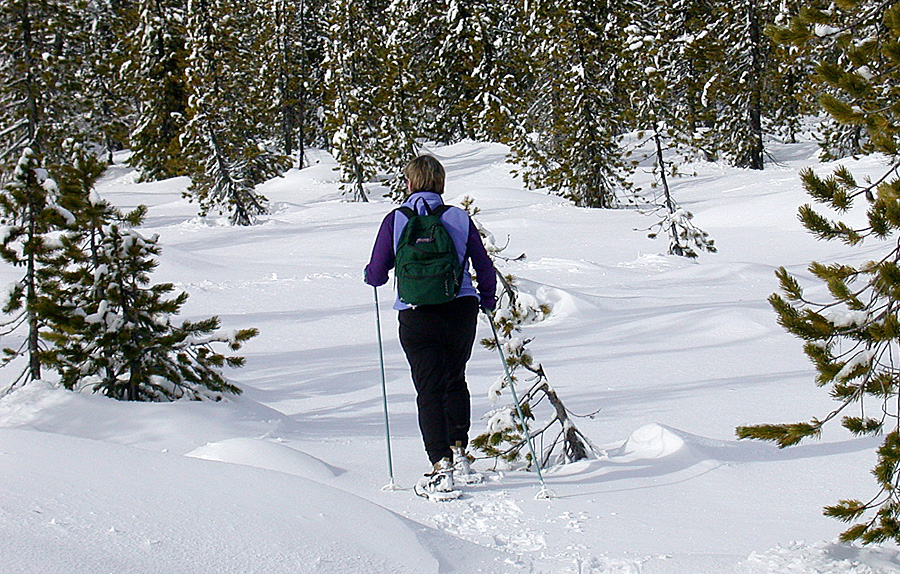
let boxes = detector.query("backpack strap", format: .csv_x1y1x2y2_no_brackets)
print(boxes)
396,204,451,218
432,204,451,217
396,206,416,219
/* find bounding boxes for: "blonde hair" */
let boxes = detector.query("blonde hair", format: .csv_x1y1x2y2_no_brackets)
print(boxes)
405,155,445,195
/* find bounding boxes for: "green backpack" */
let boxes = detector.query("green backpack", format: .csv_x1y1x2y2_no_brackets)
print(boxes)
395,204,463,306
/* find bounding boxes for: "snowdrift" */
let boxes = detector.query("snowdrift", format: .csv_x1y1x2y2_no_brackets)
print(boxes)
0,427,511,574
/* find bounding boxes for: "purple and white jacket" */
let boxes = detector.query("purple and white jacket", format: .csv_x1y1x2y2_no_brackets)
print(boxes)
364,191,497,311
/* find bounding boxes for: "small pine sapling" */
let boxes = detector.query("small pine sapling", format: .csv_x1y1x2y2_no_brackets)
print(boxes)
461,197,600,470
44,143,257,401
643,131,716,259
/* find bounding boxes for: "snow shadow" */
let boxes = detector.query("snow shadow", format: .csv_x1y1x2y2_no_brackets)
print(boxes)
542,423,879,497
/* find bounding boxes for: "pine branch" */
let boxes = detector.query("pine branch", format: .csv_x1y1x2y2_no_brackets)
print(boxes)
736,421,822,448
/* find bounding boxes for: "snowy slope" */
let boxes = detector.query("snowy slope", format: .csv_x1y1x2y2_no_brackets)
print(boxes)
0,425,509,574
2,141,900,573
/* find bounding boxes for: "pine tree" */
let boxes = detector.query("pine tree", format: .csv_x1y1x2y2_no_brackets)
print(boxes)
767,0,816,144
770,0,883,159
510,0,635,208
63,219,255,401
0,0,87,169
43,144,256,401
323,0,375,201
405,0,520,144
468,1,528,144
323,0,403,202
706,0,777,170
623,3,715,258
419,0,476,142
661,0,720,155
128,0,189,181
82,0,138,163
0,148,72,392
737,1,900,544
373,0,422,198
256,0,325,165
182,0,286,225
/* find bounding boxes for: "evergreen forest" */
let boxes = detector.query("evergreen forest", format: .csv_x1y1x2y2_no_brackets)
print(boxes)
1,0,881,215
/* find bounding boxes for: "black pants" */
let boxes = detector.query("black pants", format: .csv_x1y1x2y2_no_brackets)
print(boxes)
399,296,479,465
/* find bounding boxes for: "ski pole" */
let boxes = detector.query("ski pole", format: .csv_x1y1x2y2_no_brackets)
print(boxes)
374,287,401,491
486,311,555,500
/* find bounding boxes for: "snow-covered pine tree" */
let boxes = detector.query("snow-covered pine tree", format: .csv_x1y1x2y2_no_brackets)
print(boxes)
467,1,528,144
0,0,86,169
770,0,877,159
324,0,416,201
384,0,437,145
705,0,782,170
656,0,720,156
128,0,189,181
256,0,325,165
416,0,474,142
182,0,286,225
322,0,387,202
510,0,635,208
623,3,715,258
737,1,900,544
0,148,73,392
44,144,257,401
460,197,598,470
67,221,255,401
374,0,422,198
766,0,816,145
408,0,521,144
82,0,138,164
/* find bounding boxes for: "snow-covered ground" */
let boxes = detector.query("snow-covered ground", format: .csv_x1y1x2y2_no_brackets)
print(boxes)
2,140,900,573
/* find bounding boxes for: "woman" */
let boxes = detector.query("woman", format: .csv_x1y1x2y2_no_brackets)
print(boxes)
364,155,497,498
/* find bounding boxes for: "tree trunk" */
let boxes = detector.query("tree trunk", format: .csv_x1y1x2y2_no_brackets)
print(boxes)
21,0,40,152
537,379,589,464
655,131,683,257
746,0,765,170
26,184,41,382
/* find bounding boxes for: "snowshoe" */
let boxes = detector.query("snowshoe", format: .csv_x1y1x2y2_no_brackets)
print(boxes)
451,445,484,485
414,458,462,502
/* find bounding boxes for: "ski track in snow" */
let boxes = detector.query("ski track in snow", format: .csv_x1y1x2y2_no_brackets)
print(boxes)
3,141,900,573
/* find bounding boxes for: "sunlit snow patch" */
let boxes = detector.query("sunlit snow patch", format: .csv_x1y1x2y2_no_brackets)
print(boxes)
741,540,900,574
608,423,686,462
616,253,687,272
0,380,71,428
186,437,340,481
534,285,580,320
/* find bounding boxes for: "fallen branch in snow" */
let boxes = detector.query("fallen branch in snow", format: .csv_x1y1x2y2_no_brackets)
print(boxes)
461,196,601,470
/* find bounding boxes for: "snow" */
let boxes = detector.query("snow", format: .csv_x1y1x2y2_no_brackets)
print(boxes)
0,428,503,574
835,349,874,382
826,310,870,329
2,141,900,573
815,24,843,38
